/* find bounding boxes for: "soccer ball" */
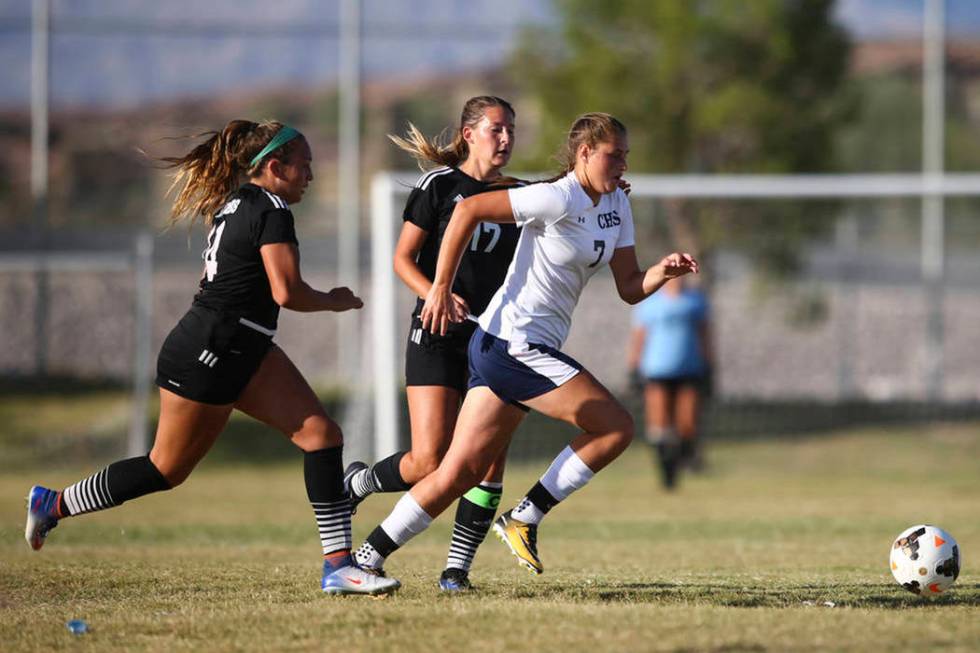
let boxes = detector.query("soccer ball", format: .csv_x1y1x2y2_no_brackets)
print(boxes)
889,524,960,597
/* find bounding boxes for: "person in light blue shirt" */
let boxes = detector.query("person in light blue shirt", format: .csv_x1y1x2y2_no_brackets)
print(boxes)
628,276,711,489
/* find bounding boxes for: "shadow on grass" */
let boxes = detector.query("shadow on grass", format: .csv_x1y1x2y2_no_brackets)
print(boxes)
502,580,980,608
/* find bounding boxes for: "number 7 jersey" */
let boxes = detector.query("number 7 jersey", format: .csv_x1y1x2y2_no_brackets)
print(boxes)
479,172,635,350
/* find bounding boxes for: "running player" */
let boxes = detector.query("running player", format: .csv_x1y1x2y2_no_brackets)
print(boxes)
351,113,699,583
23,120,399,597
344,96,520,591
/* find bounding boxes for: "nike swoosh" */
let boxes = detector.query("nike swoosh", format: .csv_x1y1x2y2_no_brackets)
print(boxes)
345,577,363,585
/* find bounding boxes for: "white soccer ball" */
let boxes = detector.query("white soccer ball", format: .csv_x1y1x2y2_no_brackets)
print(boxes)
890,524,960,597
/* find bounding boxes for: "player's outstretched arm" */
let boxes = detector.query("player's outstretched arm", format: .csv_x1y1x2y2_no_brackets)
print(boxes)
260,242,363,312
609,246,699,304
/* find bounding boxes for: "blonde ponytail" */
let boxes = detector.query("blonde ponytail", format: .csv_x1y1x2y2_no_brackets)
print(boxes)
389,96,515,171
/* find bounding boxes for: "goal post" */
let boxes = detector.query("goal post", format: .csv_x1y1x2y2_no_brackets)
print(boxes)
0,233,155,457
369,171,980,458
369,172,411,460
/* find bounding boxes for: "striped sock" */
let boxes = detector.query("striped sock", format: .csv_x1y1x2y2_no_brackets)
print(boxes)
445,482,501,572
60,456,170,516
349,452,409,502
304,446,352,563
369,452,411,492
349,467,378,498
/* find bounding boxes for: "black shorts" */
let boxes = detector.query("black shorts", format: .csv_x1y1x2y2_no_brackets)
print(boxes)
646,375,703,393
404,316,475,392
156,307,274,405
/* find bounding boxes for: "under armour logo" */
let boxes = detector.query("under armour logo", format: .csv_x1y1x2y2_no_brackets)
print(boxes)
577,216,586,223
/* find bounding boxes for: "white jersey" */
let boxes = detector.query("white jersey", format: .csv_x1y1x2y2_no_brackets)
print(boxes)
478,172,635,349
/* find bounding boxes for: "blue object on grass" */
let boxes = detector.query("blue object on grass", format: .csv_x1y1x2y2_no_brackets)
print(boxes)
66,619,88,635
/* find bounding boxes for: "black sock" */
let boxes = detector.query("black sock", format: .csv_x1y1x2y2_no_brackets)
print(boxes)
370,451,411,492
353,525,400,569
446,483,501,572
679,437,697,461
655,442,680,489
304,446,352,558
526,481,559,514
59,456,170,517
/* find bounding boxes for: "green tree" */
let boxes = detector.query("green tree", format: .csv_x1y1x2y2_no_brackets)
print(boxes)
511,0,854,286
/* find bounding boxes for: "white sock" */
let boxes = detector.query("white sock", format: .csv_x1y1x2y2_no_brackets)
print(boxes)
511,497,546,524
353,542,385,569
511,446,595,525
380,492,433,546
540,446,595,501
646,426,677,444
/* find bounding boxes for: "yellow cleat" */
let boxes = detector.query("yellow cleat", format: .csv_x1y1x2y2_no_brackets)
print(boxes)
492,511,543,575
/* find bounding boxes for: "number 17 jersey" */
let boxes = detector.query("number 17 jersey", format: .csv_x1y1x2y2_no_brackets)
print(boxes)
404,166,521,327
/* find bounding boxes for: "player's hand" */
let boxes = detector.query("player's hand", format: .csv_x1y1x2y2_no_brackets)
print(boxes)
657,252,699,279
451,293,471,321
326,287,363,312
421,283,464,335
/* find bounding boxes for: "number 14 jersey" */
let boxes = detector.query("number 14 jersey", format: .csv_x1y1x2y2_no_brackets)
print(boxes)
479,172,635,350
193,183,298,332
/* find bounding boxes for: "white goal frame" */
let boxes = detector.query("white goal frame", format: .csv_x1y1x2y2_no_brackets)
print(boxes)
369,171,980,459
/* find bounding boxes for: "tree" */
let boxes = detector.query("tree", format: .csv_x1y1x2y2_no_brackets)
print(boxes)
511,0,854,286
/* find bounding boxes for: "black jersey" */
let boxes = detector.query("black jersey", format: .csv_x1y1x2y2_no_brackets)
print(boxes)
404,166,521,330
191,183,298,331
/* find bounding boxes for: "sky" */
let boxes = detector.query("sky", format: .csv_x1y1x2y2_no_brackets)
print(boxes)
0,0,978,110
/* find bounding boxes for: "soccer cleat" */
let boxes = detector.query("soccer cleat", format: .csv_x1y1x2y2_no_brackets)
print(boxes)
25,485,60,551
492,511,542,575
343,461,370,514
321,562,401,596
438,567,473,592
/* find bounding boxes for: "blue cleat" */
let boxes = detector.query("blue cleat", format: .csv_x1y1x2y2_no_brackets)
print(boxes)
25,485,60,551
438,567,473,592
321,562,400,596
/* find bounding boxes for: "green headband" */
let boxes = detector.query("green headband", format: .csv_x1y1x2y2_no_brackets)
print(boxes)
249,126,300,168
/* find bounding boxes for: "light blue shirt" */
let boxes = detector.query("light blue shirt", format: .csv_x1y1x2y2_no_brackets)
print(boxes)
633,288,709,379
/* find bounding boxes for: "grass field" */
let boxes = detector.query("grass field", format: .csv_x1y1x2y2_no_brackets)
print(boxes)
1,419,978,652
